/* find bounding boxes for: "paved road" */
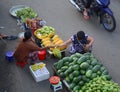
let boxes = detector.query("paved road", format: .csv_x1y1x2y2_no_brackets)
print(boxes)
0,0,120,92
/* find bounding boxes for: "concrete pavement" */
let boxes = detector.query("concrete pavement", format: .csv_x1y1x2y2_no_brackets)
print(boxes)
0,0,120,92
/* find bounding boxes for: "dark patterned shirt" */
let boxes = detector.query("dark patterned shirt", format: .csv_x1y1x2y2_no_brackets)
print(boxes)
69,34,88,54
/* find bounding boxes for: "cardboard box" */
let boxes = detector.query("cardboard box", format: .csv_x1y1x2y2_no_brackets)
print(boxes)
29,62,50,82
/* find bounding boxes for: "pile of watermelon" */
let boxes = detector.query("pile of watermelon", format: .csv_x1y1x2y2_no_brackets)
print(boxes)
54,52,119,92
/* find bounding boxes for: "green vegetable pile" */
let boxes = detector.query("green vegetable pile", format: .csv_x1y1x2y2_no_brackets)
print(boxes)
80,76,120,92
16,7,38,23
54,52,114,92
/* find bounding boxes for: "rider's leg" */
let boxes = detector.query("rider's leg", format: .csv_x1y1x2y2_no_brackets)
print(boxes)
82,0,92,19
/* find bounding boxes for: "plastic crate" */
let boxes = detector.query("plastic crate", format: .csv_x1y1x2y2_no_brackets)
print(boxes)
29,62,50,82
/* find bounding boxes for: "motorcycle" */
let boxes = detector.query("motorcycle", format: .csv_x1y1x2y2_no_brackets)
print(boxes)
69,0,116,32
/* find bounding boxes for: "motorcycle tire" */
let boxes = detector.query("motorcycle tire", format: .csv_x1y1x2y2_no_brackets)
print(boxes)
101,13,116,32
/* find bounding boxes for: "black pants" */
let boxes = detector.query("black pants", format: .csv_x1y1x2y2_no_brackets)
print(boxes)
81,0,93,8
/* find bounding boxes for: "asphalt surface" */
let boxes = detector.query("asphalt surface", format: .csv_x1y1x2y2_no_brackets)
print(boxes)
0,0,120,92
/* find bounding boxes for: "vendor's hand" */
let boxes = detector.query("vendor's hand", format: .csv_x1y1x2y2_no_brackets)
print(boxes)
84,44,91,51
55,45,60,48
46,45,55,49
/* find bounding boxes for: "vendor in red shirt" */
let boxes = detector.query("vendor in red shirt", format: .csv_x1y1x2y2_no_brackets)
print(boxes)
13,31,53,65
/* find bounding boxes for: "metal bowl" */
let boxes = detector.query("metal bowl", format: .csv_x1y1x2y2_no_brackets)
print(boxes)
9,5,29,18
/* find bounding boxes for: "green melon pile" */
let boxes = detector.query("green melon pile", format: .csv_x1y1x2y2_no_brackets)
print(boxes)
54,52,115,92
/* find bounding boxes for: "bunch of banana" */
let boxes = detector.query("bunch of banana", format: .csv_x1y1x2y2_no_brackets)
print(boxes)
31,64,39,71
39,63,46,69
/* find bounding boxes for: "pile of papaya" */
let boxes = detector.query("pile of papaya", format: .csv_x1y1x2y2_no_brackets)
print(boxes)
41,34,67,51
54,52,120,92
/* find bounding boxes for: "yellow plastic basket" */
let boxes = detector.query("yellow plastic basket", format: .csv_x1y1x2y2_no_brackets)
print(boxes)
34,29,54,39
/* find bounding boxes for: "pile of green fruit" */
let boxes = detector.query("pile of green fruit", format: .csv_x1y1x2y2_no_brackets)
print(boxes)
54,52,112,92
80,76,120,92
16,7,38,23
35,26,55,39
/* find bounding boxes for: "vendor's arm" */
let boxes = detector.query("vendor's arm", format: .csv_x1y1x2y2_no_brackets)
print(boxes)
26,40,55,51
84,35,94,51
31,37,35,43
26,41,47,51
58,38,72,47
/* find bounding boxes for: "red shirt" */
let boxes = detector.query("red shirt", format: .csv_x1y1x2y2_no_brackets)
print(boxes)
13,38,42,62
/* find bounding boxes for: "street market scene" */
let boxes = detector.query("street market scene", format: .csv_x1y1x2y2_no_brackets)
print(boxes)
0,0,120,92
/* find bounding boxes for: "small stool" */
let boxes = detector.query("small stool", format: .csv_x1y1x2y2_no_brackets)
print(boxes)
5,51,15,62
51,81,62,92
16,61,28,68
49,76,62,92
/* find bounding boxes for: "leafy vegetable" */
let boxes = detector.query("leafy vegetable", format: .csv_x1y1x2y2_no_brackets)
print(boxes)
53,48,62,59
16,7,38,23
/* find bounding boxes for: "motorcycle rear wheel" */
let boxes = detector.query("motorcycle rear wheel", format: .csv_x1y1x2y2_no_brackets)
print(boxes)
101,13,116,32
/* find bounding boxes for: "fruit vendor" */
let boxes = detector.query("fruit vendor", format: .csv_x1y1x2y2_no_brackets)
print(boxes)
13,31,54,65
57,31,94,54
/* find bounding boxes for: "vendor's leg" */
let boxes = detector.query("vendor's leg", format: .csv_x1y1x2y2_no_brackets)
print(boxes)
81,0,91,19
0,34,8,39
0,34,17,40
5,35,18,40
29,51,39,64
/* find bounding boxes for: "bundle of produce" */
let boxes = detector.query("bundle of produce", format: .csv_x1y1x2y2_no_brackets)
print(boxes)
53,52,112,92
31,63,46,71
34,26,55,39
80,76,120,92
31,64,39,71
16,7,38,23
53,48,62,59
39,63,46,69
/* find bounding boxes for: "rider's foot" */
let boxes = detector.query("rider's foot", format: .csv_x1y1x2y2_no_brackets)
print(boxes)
83,10,90,20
